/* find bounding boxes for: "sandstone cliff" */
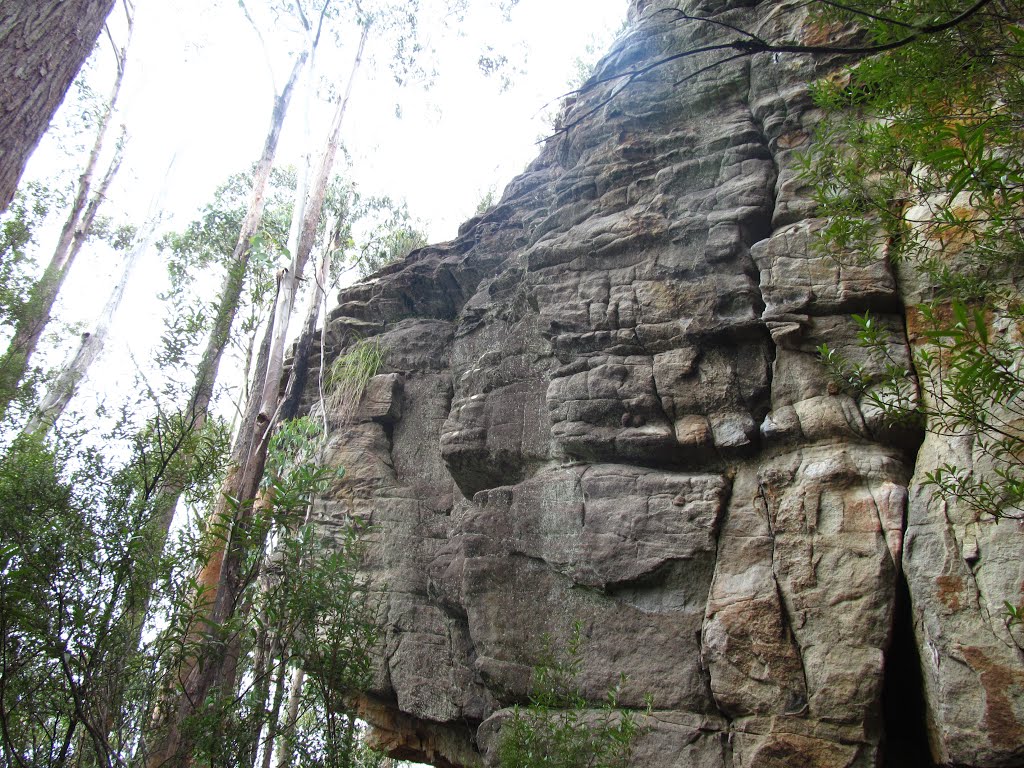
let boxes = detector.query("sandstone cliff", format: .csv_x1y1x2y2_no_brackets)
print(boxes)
302,1,1024,765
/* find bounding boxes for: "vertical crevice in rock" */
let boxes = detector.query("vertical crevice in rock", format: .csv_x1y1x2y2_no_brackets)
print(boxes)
380,418,397,469
772,576,810,716
881,572,935,768
303,2,1024,765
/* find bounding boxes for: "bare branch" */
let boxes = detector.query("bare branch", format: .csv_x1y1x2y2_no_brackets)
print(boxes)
103,23,118,63
650,7,765,42
294,0,312,33
809,0,917,28
312,0,333,50
673,51,752,87
549,0,996,138
238,0,278,94
552,41,740,136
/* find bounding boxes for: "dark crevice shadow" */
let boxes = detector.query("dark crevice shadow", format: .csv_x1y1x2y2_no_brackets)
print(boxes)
881,571,936,768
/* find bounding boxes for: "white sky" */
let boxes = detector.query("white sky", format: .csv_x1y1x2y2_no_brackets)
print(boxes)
110,0,627,240
18,0,627,419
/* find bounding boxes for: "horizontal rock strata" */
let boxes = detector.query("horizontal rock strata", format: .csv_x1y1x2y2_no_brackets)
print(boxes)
300,0,1024,765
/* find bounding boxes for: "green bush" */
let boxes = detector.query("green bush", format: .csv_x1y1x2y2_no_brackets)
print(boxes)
498,623,647,768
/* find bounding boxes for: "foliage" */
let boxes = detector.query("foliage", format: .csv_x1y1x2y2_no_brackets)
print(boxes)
474,187,497,216
349,203,427,278
805,0,1024,518
804,4,1024,283
285,518,381,768
801,1,1024,617
566,20,627,92
326,339,385,419
156,166,300,379
157,166,417,408
361,225,427,274
0,405,231,768
177,415,381,768
498,622,647,768
0,184,52,330
0,181,70,416
1005,600,1023,628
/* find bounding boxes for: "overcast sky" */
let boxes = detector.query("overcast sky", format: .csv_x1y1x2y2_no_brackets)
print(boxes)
102,0,628,240
18,0,627,419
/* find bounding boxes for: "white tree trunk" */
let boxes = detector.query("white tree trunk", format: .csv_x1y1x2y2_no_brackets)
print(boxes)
23,185,167,434
0,13,133,420
258,23,370,424
272,668,305,768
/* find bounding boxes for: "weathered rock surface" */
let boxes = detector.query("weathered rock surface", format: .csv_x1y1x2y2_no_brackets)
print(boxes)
302,0,1024,765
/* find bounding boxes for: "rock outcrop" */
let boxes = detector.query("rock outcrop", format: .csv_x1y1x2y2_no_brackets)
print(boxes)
302,1,1024,765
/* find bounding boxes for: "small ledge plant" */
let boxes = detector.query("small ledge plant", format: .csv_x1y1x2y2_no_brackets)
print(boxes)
498,622,649,768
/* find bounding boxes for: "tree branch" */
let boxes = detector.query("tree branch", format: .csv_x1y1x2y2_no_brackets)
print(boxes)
650,7,764,42
551,0,997,137
238,0,278,95
809,0,918,29
312,0,333,51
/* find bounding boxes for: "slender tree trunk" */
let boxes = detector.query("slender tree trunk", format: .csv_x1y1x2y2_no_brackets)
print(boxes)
259,24,368,426
145,50,308,549
280,222,335,421
0,128,125,421
272,668,304,768
198,22,370,649
129,50,308,768
23,162,172,434
135,53,303,590
242,246,329,763
144,280,280,768
260,658,289,768
0,0,116,213
179,50,309,434
202,31,371,682
0,12,134,421
141,51,309,768
241,605,280,768
150,21,369,768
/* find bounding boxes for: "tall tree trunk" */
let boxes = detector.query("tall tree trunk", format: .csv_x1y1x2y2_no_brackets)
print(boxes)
179,51,309,433
258,23,368,425
150,27,370,767
0,0,116,213
146,50,309,548
241,604,281,768
144,282,280,768
272,668,304,768
23,160,173,435
280,221,335,421
140,49,310,768
260,658,289,768
0,11,134,422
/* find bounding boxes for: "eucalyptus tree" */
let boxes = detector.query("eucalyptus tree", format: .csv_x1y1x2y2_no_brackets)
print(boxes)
0,2,135,423
157,167,298,407
0,0,116,212
23,224,161,436
146,2,462,764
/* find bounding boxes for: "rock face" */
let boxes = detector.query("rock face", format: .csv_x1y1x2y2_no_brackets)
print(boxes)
304,1,1024,765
